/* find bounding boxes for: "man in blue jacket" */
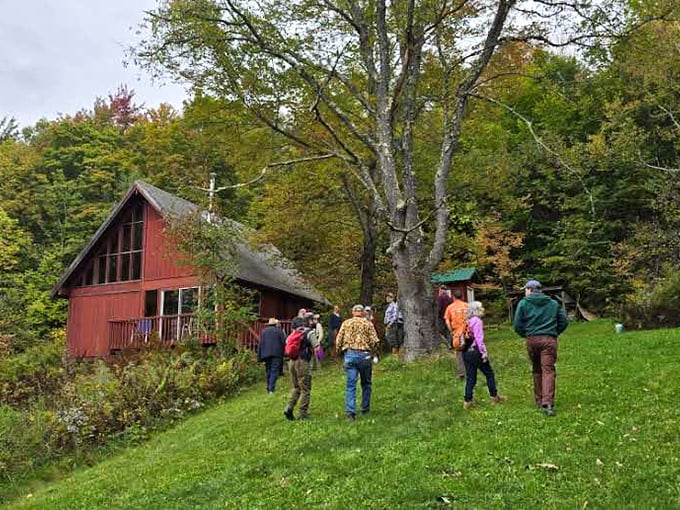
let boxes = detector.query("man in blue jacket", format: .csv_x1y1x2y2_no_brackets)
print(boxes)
513,280,568,416
257,318,286,394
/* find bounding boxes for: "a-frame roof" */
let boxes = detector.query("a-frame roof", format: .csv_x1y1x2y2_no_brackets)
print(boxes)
53,181,328,304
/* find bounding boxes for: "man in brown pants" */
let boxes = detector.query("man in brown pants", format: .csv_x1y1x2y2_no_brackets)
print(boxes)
283,314,314,421
513,280,568,417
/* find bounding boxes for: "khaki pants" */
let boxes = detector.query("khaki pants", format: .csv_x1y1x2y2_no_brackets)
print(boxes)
286,358,312,416
455,350,465,378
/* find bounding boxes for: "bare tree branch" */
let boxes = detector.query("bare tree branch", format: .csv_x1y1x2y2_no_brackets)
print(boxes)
637,150,680,174
425,0,515,273
659,105,680,131
224,0,378,153
199,153,339,191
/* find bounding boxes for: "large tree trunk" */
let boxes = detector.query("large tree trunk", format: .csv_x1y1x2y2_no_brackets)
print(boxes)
392,246,438,361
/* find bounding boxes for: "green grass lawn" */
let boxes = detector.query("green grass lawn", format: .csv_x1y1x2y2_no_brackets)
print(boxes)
5,321,680,509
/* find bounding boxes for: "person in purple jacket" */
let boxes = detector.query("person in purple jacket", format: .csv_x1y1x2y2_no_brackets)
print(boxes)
462,301,505,410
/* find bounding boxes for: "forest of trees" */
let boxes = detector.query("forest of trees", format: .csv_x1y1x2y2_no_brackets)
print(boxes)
2,2,680,357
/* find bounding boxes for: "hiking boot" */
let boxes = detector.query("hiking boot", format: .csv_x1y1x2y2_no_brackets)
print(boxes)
490,395,507,405
463,400,473,410
541,405,556,417
283,408,295,421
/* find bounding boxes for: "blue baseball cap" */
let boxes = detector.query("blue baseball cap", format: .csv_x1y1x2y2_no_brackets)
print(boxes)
524,279,542,290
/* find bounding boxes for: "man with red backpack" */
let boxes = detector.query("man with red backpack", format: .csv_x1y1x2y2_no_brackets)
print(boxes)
283,313,315,421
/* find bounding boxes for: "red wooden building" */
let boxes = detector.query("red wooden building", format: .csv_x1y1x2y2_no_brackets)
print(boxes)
52,181,327,358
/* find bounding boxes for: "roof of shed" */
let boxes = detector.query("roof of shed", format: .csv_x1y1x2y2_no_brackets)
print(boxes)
430,267,480,284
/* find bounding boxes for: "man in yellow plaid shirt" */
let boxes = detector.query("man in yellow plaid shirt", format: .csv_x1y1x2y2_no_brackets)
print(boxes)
335,304,381,420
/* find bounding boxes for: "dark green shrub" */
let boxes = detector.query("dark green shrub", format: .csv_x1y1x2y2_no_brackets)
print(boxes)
619,268,680,330
0,330,65,405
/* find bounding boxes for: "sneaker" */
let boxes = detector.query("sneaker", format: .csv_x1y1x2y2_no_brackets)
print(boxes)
346,412,356,421
360,409,370,415
298,414,310,421
541,405,556,417
490,395,507,405
283,408,295,421
463,400,473,410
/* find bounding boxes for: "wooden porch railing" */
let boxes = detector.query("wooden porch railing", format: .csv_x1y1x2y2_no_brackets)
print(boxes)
108,315,292,353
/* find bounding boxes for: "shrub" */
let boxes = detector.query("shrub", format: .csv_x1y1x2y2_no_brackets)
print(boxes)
47,348,260,451
619,268,680,329
0,330,65,406
0,404,54,480
0,341,259,488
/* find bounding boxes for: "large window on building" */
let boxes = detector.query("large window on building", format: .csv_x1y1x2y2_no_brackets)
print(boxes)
160,287,201,341
78,201,144,287
161,287,199,317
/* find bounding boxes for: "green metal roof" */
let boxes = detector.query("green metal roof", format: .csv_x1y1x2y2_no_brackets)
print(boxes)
430,267,479,284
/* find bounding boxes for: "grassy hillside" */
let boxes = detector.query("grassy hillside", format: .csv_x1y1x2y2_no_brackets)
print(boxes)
6,321,680,509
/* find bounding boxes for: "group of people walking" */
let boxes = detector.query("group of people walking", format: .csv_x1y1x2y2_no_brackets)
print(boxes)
257,278,568,421
441,279,568,416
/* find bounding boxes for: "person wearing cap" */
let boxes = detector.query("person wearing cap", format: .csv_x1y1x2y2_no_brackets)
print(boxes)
283,313,315,421
364,306,376,326
257,318,286,394
309,313,324,370
384,292,404,355
335,304,382,420
513,279,568,417
290,308,307,330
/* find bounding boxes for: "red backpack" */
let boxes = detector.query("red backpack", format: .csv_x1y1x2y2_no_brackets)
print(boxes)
285,328,307,359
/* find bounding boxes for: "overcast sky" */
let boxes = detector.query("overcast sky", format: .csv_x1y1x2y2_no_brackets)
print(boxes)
0,1,188,129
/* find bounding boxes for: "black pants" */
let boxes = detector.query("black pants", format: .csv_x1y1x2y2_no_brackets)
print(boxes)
463,349,498,402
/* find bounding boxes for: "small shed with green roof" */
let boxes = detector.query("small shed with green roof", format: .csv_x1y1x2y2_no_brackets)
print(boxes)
430,267,480,301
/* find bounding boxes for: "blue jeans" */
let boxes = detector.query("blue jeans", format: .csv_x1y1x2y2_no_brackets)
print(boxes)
463,349,498,402
264,357,282,392
343,350,373,415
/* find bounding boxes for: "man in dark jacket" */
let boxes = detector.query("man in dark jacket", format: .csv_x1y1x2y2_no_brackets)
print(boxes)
257,318,286,394
513,280,568,416
436,286,453,349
